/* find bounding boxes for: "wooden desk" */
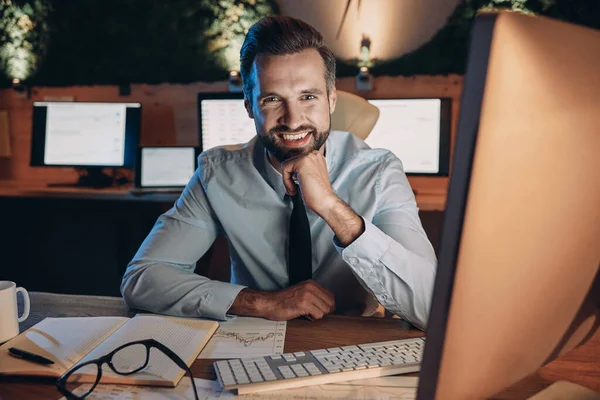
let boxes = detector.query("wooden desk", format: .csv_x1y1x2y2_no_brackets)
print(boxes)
0,181,446,210
0,181,180,203
1,293,599,400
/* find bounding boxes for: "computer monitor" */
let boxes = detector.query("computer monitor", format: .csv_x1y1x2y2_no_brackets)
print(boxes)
417,12,600,399
365,98,451,176
30,101,141,187
132,146,200,192
197,92,253,152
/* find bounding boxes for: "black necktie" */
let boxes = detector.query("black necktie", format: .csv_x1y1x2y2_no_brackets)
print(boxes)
288,193,312,286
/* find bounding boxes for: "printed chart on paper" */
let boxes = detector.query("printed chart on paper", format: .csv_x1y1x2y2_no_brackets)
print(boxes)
61,378,417,400
198,317,286,359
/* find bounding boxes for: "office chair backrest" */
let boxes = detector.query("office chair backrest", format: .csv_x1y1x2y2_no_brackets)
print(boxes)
331,91,379,140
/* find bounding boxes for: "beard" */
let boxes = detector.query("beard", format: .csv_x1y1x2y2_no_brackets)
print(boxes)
258,123,330,163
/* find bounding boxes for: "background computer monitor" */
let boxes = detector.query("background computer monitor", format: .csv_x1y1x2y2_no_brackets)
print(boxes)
30,101,141,187
417,12,600,400
134,146,200,190
197,92,252,152
365,98,450,176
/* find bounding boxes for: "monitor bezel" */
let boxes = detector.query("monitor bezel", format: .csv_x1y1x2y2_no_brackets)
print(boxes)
197,92,246,153
134,145,201,189
30,101,142,169
364,97,452,177
416,14,497,400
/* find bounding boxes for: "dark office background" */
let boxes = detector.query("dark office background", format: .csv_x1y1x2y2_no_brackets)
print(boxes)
1,0,600,88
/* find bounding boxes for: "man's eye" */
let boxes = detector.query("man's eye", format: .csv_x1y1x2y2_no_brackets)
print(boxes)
302,95,316,100
264,97,279,102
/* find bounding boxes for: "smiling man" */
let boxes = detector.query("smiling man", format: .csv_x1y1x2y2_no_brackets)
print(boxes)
121,16,437,330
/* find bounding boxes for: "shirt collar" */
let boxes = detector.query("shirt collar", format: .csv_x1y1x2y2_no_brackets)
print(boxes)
254,133,337,200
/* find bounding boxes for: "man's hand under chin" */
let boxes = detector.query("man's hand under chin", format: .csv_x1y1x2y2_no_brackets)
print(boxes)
228,280,336,321
281,150,365,247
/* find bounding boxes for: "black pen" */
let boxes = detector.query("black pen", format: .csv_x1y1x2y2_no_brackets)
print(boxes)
8,347,55,365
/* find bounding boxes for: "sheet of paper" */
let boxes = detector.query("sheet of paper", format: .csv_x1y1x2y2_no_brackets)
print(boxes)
61,378,416,400
60,378,223,400
74,315,218,385
0,317,128,376
198,317,286,359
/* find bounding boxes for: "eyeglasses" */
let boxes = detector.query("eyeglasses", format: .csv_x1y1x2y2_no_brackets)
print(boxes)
56,338,199,400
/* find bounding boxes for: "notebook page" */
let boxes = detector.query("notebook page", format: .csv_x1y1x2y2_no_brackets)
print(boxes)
0,317,128,377
73,315,218,386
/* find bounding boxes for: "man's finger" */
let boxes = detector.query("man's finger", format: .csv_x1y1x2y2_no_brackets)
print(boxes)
304,302,327,320
280,159,299,196
307,291,333,316
305,281,336,312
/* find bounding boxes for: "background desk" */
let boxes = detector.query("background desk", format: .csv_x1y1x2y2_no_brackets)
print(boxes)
0,182,445,297
0,292,599,400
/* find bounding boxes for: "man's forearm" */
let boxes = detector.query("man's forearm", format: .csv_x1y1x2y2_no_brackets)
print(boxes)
318,197,365,247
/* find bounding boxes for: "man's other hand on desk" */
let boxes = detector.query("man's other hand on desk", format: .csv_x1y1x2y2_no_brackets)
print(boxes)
228,280,336,321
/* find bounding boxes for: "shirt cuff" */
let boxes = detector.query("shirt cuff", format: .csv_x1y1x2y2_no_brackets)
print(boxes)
333,217,395,308
199,281,246,320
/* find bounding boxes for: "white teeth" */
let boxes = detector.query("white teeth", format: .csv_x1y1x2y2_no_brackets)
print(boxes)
282,132,308,141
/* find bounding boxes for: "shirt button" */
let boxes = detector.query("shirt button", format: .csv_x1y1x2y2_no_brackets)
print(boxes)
348,257,358,266
380,295,388,301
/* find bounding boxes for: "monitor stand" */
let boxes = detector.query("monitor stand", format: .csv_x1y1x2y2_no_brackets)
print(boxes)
47,168,115,189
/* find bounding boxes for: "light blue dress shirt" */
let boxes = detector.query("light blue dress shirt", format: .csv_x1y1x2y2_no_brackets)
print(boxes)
121,131,437,329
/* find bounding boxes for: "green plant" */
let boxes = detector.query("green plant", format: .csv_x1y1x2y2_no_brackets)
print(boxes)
203,0,279,71
0,0,51,81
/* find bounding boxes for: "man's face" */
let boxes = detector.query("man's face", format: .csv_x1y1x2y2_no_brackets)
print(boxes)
244,49,337,164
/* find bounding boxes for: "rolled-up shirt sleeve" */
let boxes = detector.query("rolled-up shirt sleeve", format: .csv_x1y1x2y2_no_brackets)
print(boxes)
121,164,246,320
333,155,437,330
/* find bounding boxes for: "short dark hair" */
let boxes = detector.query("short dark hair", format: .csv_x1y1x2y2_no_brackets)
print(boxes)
240,15,336,99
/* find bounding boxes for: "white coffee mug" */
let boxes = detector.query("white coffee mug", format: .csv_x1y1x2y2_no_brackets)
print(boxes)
0,281,30,344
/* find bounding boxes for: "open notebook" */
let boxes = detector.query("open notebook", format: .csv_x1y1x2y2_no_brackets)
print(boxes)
0,315,218,387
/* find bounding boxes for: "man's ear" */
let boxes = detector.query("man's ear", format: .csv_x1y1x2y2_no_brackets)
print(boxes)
329,88,337,115
244,97,254,119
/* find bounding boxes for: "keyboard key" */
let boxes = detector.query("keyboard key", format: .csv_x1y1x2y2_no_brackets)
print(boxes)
290,364,309,377
293,352,306,357
303,363,322,375
270,355,282,360
283,353,297,362
278,365,296,379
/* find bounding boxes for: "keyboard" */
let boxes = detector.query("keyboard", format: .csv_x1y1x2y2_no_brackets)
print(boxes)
213,337,425,395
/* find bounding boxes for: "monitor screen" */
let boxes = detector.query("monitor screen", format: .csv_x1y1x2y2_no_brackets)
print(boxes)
30,102,141,168
197,93,255,152
365,98,451,176
138,146,199,188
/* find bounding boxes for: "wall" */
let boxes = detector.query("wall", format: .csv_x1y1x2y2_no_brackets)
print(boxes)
0,75,463,196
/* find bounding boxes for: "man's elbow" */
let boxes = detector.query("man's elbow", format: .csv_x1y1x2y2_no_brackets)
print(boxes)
120,262,145,310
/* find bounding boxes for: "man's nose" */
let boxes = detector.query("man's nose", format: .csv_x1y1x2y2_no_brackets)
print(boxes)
279,102,304,130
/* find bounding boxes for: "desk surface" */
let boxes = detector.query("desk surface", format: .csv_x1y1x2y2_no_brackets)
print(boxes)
0,181,180,203
1,292,598,400
0,181,446,210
